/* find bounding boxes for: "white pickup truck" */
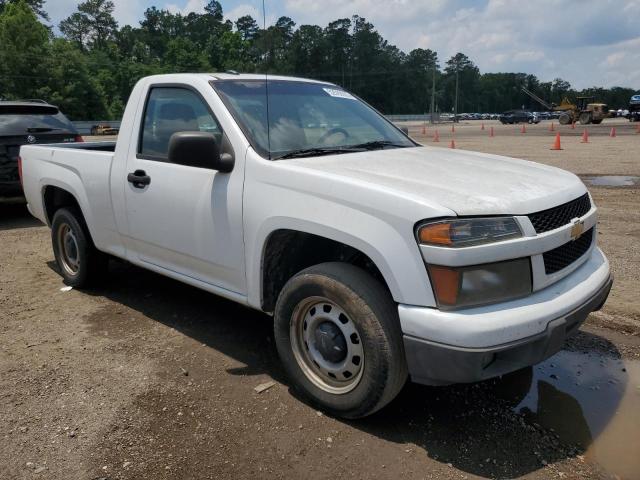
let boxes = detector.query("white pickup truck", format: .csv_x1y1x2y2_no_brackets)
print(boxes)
20,73,612,418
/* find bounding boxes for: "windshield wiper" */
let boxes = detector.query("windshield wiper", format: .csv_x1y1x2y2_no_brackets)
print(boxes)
274,140,411,160
347,140,410,150
274,146,363,160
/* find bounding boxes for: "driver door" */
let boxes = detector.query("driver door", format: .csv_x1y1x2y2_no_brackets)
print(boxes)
123,85,246,295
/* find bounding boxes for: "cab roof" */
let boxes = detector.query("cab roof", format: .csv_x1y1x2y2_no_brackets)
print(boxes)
143,72,335,85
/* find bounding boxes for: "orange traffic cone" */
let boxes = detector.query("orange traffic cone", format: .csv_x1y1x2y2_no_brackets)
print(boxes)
610,127,616,137
551,133,562,150
433,130,440,142
481,123,485,131
549,122,555,132
520,124,526,134
581,129,589,143
571,122,576,130
451,124,455,133
489,126,495,137
449,139,456,149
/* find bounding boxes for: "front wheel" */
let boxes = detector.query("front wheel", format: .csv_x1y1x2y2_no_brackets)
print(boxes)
274,262,407,418
559,112,572,125
579,112,592,125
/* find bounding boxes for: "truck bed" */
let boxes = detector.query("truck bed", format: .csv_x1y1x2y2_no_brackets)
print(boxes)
20,141,118,249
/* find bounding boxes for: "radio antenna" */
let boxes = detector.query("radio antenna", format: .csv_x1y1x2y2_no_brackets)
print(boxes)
262,0,271,159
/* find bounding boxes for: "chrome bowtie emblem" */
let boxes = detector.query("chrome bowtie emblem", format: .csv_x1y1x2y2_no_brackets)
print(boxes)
570,219,585,241
26,135,36,144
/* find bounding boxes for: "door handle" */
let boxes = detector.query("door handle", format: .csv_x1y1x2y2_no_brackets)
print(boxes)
127,169,151,188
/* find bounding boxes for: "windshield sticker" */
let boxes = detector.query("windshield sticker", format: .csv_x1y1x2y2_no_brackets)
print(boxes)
323,88,356,100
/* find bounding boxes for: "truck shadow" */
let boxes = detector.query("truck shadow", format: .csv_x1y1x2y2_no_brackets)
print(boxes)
71,259,626,478
0,203,43,230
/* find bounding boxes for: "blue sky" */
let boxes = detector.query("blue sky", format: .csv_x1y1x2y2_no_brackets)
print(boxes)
48,0,640,90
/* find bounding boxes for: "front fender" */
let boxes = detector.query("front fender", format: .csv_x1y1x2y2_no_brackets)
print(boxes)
246,214,436,310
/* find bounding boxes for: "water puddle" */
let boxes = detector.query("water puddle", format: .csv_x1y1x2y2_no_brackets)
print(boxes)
582,175,640,187
513,350,640,478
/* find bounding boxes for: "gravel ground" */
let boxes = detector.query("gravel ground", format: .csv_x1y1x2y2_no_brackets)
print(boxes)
1,118,639,480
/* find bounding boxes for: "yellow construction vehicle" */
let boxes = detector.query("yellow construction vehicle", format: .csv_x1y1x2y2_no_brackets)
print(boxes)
522,87,609,125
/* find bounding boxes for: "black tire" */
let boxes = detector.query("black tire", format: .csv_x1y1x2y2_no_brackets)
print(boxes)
274,262,407,418
559,112,572,125
579,112,591,125
51,206,108,287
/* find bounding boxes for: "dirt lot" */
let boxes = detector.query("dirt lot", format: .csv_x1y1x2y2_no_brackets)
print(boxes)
1,119,639,480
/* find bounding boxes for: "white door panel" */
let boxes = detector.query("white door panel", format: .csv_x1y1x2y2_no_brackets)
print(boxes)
123,84,246,295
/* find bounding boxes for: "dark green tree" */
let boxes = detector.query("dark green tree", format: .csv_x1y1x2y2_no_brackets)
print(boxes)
235,15,259,41
42,39,109,118
0,0,49,99
60,0,118,50
0,0,47,20
444,53,480,112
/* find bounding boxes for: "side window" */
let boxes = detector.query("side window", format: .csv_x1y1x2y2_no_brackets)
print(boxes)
139,87,222,159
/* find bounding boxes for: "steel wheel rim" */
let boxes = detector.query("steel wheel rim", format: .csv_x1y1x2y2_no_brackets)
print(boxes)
57,223,80,276
290,296,364,394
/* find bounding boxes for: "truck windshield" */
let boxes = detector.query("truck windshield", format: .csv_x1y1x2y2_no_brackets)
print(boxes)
212,80,415,159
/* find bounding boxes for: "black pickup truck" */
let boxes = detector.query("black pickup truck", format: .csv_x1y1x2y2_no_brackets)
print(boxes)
0,101,81,200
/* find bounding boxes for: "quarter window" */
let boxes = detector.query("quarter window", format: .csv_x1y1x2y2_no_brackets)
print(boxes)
139,87,222,159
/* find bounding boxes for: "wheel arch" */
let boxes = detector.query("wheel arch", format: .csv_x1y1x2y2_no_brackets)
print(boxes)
40,184,98,250
42,185,83,225
260,228,399,313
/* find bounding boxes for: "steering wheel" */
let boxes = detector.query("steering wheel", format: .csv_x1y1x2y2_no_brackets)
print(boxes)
318,127,350,145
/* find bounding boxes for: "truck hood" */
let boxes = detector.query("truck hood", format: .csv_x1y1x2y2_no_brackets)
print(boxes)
286,145,587,216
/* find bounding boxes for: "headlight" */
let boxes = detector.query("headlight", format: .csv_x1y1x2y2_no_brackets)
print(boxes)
427,258,532,309
417,217,522,247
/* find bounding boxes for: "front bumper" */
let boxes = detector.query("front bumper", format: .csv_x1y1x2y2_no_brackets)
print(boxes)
400,248,612,385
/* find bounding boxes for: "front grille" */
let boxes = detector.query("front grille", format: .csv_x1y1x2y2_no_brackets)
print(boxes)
528,193,591,234
543,228,594,274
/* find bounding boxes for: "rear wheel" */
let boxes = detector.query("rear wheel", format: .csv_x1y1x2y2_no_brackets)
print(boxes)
51,207,108,287
274,262,407,418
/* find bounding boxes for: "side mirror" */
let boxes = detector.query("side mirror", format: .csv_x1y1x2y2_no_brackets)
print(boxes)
400,126,409,135
168,131,234,173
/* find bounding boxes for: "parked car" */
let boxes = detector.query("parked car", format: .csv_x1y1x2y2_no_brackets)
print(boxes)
90,123,120,136
499,109,539,124
1,100,81,199
20,73,612,418
629,94,640,121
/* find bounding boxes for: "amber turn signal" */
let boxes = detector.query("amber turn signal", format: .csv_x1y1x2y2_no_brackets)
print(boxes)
427,265,460,306
418,222,452,246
